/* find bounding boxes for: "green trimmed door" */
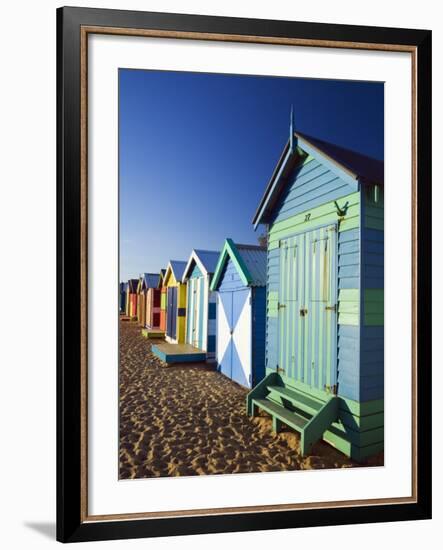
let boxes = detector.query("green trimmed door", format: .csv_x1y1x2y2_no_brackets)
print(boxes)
186,277,203,349
278,224,338,394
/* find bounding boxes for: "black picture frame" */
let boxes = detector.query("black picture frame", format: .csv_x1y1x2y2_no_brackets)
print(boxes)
57,6,432,543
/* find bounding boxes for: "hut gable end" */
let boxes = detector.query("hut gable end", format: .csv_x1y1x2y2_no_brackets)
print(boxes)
182,249,220,283
164,260,187,287
269,154,357,227
210,239,266,292
163,268,176,287
217,256,247,292
253,132,383,228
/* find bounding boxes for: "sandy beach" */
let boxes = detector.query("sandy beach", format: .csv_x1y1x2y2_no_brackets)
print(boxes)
119,320,382,479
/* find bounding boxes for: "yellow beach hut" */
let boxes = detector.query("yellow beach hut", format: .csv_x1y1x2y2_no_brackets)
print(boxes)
163,260,187,344
151,261,208,364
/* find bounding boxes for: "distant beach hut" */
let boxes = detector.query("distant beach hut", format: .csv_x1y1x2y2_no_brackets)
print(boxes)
119,282,128,314
124,281,132,316
145,287,162,331
137,273,159,328
182,249,220,360
136,277,145,326
163,261,188,344
152,264,206,363
142,273,164,338
158,269,167,332
127,279,138,318
247,125,384,460
210,239,267,388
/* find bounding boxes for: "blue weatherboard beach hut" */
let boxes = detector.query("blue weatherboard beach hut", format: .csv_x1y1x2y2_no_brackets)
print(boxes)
182,249,220,360
247,125,384,460
210,240,267,389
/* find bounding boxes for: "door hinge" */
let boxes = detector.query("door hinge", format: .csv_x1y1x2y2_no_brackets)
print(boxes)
325,304,337,312
278,302,286,310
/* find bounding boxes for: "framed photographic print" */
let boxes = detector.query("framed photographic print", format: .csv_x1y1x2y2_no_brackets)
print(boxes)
57,6,432,543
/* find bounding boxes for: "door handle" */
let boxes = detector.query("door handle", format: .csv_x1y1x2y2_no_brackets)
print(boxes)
300,308,308,317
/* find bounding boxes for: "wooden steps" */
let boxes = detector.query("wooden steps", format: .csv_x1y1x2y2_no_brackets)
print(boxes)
151,342,207,364
252,399,308,431
141,328,165,339
247,372,339,456
266,385,323,416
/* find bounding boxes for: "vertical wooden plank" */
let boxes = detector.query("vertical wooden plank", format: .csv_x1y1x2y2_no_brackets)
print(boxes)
277,241,285,376
198,277,205,349
303,229,310,385
291,237,298,380
330,225,336,388
186,280,192,345
297,233,304,381
321,226,327,389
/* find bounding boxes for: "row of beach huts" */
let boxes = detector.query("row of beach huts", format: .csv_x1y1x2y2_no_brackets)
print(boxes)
120,128,384,461
121,240,267,389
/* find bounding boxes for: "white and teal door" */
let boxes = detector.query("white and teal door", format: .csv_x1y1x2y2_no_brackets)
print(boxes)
186,276,205,350
278,224,338,394
216,288,252,388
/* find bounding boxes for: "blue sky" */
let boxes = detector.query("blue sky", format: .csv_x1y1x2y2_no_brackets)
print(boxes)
119,69,383,281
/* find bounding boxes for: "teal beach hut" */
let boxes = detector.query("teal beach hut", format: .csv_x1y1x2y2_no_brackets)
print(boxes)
248,127,384,460
182,249,220,360
210,240,267,389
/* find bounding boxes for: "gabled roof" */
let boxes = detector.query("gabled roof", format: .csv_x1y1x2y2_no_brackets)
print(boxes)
127,279,138,293
141,272,160,290
297,132,384,184
137,277,142,293
157,269,166,288
164,260,187,285
182,249,220,282
210,239,267,291
253,131,384,228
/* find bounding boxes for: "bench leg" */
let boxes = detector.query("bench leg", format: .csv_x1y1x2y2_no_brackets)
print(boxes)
272,417,282,434
300,433,311,456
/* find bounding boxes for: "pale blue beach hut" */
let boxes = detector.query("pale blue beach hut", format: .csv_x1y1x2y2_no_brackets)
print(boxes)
210,240,267,388
182,249,220,360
